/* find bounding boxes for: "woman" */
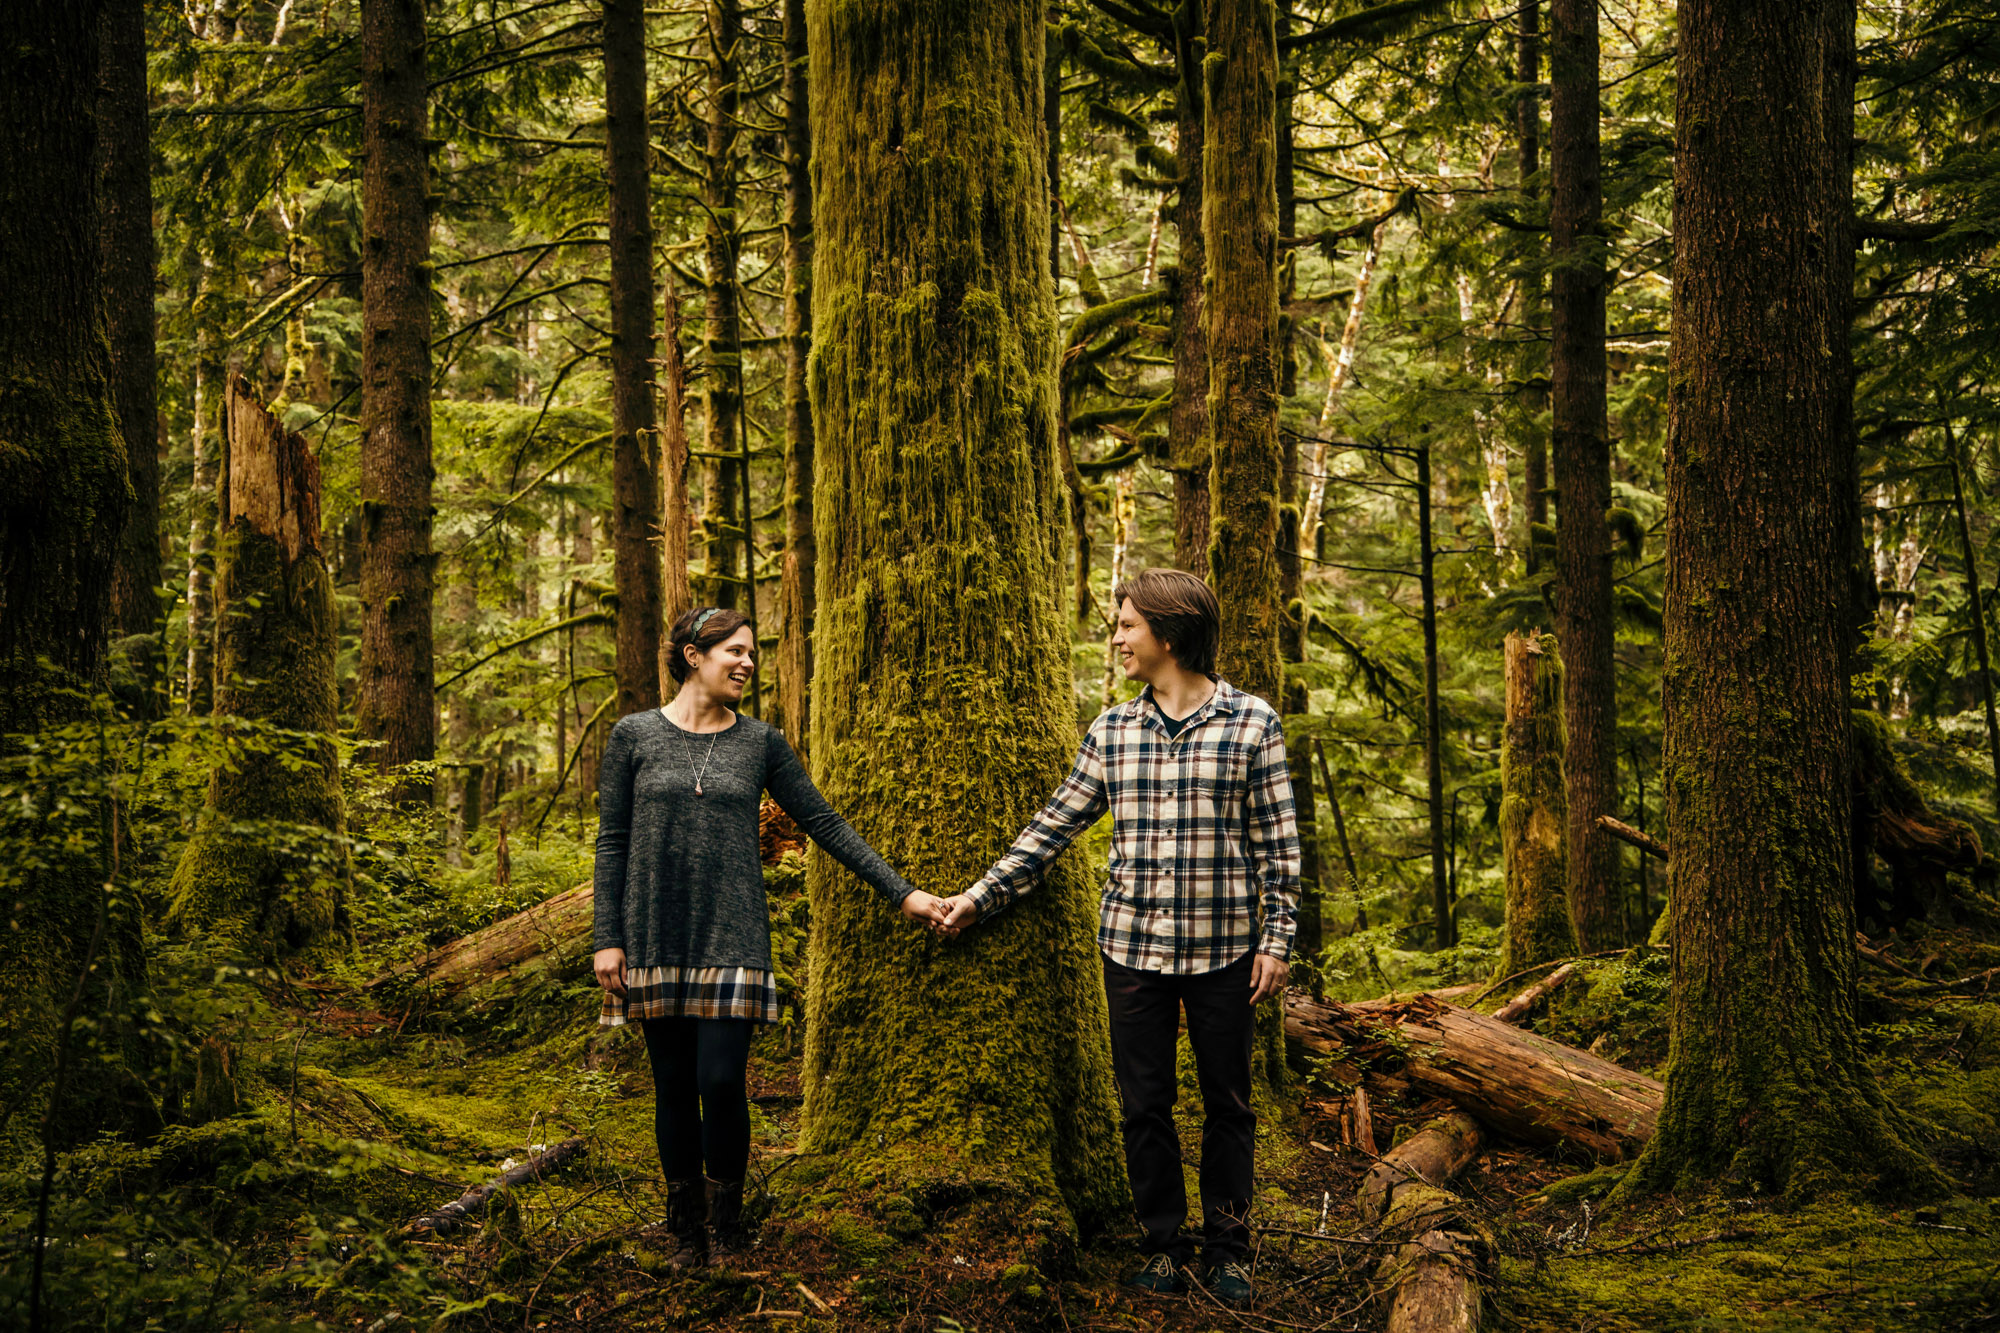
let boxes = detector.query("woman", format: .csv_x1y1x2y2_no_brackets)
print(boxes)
592,606,946,1268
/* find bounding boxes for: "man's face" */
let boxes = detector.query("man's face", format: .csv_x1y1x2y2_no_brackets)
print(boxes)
1112,599,1174,683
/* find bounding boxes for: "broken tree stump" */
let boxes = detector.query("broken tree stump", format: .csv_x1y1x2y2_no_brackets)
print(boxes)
1286,992,1661,1160
167,377,346,952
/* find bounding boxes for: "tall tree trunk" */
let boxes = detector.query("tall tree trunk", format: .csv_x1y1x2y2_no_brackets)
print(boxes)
1518,0,1547,574
699,0,743,610
656,274,694,697
1169,0,1210,572
169,381,346,953
1622,0,1940,1204
99,0,162,653
1300,222,1381,556
0,0,151,1142
605,0,663,719
357,0,437,793
799,0,1126,1232
1496,632,1576,976
1280,508,1323,962
1945,424,2000,819
1204,0,1282,708
187,300,221,714
1418,446,1452,948
776,0,815,753
1275,2,1297,499
1548,0,1618,949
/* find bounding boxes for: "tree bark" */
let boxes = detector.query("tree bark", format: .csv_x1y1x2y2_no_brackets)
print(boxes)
604,0,663,719
698,0,744,611
1204,0,1283,708
1281,506,1323,960
357,0,437,792
1549,0,1618,950
1498,632,1578,975
187,290,222,715
0,0,148,1139
799,0,1127,1231
98,0,162,651
1169,0,1211,572
1286,993,1659,1160
1518,0,1547,575
1623,0,1941,1203
776,0,816,754
657,275,694,693
1492,960,1577,1023
1419,447,1451,948
1358,1112,1482,1225
168,380,346,953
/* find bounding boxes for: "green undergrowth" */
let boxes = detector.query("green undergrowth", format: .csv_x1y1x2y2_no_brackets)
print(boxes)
1498,1193,2000,1331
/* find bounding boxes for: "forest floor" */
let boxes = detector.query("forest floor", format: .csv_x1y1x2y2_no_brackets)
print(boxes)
180,884,1998,1333
15,850,2000,1331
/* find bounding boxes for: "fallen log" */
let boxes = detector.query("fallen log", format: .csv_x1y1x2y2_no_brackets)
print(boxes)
409,1136,587,1236
1286,992,1661,1161
371,881,594,994
1359,1111,1485,1333
1359,1112,1481,1224
1491,961,1578,1024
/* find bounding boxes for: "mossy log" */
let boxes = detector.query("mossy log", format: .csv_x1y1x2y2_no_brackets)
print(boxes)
376,882,594,995
167,378,346,954
1286,992,1661,1160
1359,1112,1482,1225
409,1136,587,1236
1357,1112,1485,1333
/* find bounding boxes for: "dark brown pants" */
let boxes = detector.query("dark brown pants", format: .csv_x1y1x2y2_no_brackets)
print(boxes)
1102,949,1258,1265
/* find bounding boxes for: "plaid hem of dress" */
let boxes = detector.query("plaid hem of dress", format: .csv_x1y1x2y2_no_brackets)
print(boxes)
599,966,781,1026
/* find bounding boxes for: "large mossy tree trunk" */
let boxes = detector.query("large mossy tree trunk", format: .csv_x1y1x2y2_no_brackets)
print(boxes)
356,0,437,793
1497,632,1577,976
605,0,664,718
168,381,346,954
776,0,816,753
1516,0,1547,575
798,0,1127,1235
1169,0,1211,572
1621,0,1941,1203
698,0,744,611
0,0,150,1138
98,0,162,652
1549,0,1619,949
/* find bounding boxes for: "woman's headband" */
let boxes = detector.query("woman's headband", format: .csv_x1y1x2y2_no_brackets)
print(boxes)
692,607,719,633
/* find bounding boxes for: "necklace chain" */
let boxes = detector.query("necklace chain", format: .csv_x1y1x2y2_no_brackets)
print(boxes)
667,707,722,796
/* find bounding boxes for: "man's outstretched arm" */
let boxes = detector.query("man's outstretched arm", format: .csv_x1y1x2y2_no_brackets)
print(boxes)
941,723,1110,931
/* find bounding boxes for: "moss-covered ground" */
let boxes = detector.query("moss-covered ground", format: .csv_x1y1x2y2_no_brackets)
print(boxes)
7,810,2000,1331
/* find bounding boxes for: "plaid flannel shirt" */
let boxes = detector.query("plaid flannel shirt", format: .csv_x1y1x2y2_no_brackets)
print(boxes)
965,679,1301,973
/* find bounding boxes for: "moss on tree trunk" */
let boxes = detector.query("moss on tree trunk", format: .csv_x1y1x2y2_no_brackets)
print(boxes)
168,382,346,954
1497,632,1578,976
0,0,149,1139
1619,0,1942,1204
1169,0,1211,572
797,0,1126,1236
776,0,816,752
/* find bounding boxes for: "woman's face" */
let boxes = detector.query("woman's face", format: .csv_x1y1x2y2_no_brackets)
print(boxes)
685,625,756,704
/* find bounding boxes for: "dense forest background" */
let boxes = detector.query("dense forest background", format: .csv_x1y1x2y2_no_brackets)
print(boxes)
5,0,2000,1329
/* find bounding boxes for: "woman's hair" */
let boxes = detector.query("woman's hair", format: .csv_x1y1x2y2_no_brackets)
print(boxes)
1112,568,1221,676
666,605,753,684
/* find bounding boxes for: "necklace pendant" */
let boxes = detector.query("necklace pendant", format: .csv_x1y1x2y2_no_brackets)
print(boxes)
695,782,704,797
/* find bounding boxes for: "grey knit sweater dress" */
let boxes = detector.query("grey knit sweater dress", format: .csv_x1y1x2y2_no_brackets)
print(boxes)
592,707,915,1024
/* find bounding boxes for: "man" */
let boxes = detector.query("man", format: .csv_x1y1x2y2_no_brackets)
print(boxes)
940,568,1300,1309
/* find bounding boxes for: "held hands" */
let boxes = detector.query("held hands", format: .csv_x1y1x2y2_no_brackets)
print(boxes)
895,890,981,939
593,947,627,998
1249,952,1289,1005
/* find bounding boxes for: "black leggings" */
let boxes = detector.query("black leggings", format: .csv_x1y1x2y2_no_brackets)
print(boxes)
640,1016,754,1184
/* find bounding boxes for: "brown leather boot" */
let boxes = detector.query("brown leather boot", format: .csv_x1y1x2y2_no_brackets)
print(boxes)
665,1178,708,1270
705,1176,749,1262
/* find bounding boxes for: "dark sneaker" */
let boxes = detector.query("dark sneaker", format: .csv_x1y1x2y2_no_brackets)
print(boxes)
1200,1259,1254,1308
1125,1253,1186,1295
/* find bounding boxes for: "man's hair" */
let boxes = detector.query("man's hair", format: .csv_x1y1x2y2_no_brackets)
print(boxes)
667,605,752,683
1113,568,1220,676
